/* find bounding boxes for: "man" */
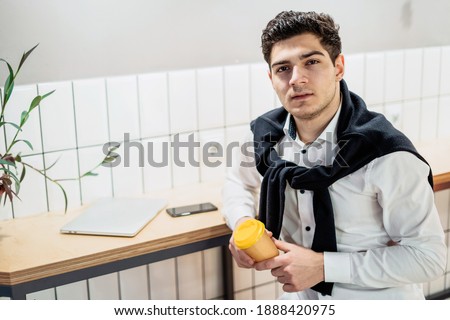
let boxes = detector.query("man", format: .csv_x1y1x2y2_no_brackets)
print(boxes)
222,11,446,299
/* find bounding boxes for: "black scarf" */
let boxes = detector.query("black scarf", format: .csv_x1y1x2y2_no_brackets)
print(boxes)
250,79,433,296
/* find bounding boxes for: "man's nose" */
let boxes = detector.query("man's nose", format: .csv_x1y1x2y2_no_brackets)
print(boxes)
289,66,307,86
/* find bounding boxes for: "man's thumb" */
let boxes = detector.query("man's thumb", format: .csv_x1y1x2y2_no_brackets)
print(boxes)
273,238,293,253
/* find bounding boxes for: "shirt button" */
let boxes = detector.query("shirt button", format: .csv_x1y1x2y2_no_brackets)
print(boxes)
300,189,305,194
305,226,311,231
301,149,307,154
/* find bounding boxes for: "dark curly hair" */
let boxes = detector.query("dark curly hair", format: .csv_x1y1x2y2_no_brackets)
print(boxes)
261,11,342,66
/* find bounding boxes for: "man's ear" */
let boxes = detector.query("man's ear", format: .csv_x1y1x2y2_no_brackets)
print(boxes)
267,69,272,81
335,54,345,81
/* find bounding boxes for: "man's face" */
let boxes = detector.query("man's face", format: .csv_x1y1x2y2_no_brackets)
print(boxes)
268,33,344,121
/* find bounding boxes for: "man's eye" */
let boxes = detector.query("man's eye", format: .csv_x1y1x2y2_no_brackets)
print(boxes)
276,66,289,73
306,59,319,65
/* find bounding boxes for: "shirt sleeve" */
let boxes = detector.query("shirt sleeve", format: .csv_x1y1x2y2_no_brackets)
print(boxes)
324,151,447,287
222,130,261,230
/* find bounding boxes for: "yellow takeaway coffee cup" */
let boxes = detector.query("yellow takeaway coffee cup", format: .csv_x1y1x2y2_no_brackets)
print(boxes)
233,219,279,262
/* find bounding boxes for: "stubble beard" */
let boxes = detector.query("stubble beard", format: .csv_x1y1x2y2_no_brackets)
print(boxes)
287,83,339,121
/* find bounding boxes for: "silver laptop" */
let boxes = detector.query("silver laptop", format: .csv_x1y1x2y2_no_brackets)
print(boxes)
60,197,167,237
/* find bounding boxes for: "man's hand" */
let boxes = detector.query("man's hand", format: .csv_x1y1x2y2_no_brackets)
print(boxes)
229,233,255,268
229,217,274,268
254,238,324,292
229,217,255,268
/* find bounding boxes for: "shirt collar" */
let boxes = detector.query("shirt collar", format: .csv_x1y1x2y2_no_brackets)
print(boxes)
283,97,342,145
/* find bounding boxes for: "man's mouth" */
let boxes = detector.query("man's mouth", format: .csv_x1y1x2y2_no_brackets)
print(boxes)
291,92,313,100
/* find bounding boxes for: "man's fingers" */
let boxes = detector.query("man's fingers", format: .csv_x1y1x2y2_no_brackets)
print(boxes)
273,238,295,252
228,243,254,268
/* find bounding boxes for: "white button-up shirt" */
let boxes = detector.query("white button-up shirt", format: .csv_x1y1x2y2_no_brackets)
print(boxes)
222,107,447,300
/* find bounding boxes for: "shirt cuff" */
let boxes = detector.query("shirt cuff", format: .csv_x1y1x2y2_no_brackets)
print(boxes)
324,252,352,284
223,205,255,230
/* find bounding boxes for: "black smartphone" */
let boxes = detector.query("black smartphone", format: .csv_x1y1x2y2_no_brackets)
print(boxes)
166,202,218,217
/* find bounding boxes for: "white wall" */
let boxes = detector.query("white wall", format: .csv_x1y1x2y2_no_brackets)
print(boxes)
1,0,450,85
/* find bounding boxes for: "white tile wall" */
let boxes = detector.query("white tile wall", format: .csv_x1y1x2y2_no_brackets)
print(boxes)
420,97,439,142
111,137,145,197
88,273,120,300
203,248,224,299
26,288,55,300
254,282,277,300
384,103,402,130
176,251,204,299
384,50,404,103
55,281,89,300
119,265,150,299
401,100,421,143
3,45,450,301
254,268,275,286
403,48,423,101
438,96,450,139
440,46,450,96
199,129,226,183
170,132,200,187
138,72,170,138
224,125,251,174
142,136,172,192
73,78,109,147
197,67,225,130
77,145,113,203
39,81,77,152
232,258,253,293
168,70,197,134
343,53,364,97
224,65,250,126
44,149,81,212
250,63,275,119
422,47,441,98
106,76,140,143
364,53,384,105
148,258,177,300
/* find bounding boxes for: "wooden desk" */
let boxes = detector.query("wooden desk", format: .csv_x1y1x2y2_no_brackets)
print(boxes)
0,181,232,299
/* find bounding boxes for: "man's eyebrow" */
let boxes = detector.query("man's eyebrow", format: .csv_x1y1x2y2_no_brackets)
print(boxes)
271,50,326,69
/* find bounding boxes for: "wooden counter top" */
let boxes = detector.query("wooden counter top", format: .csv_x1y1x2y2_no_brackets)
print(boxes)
0,181,231,286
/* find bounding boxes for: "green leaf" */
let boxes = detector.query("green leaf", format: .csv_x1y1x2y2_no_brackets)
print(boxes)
19,164,26,182
17,44,39,74
43,155,61,171
81,171,98,178
20,110,29,126
0,158,16,167
14,179,20,196
9,139,34,151
102,156,118,164
0,59,15,106
41,89,55,100
0,167,20,184
54,181,68,213
28,90,55,113
0,121,21,131
29,95,42,112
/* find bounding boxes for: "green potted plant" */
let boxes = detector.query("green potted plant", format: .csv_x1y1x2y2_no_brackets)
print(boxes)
0,45,119,212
